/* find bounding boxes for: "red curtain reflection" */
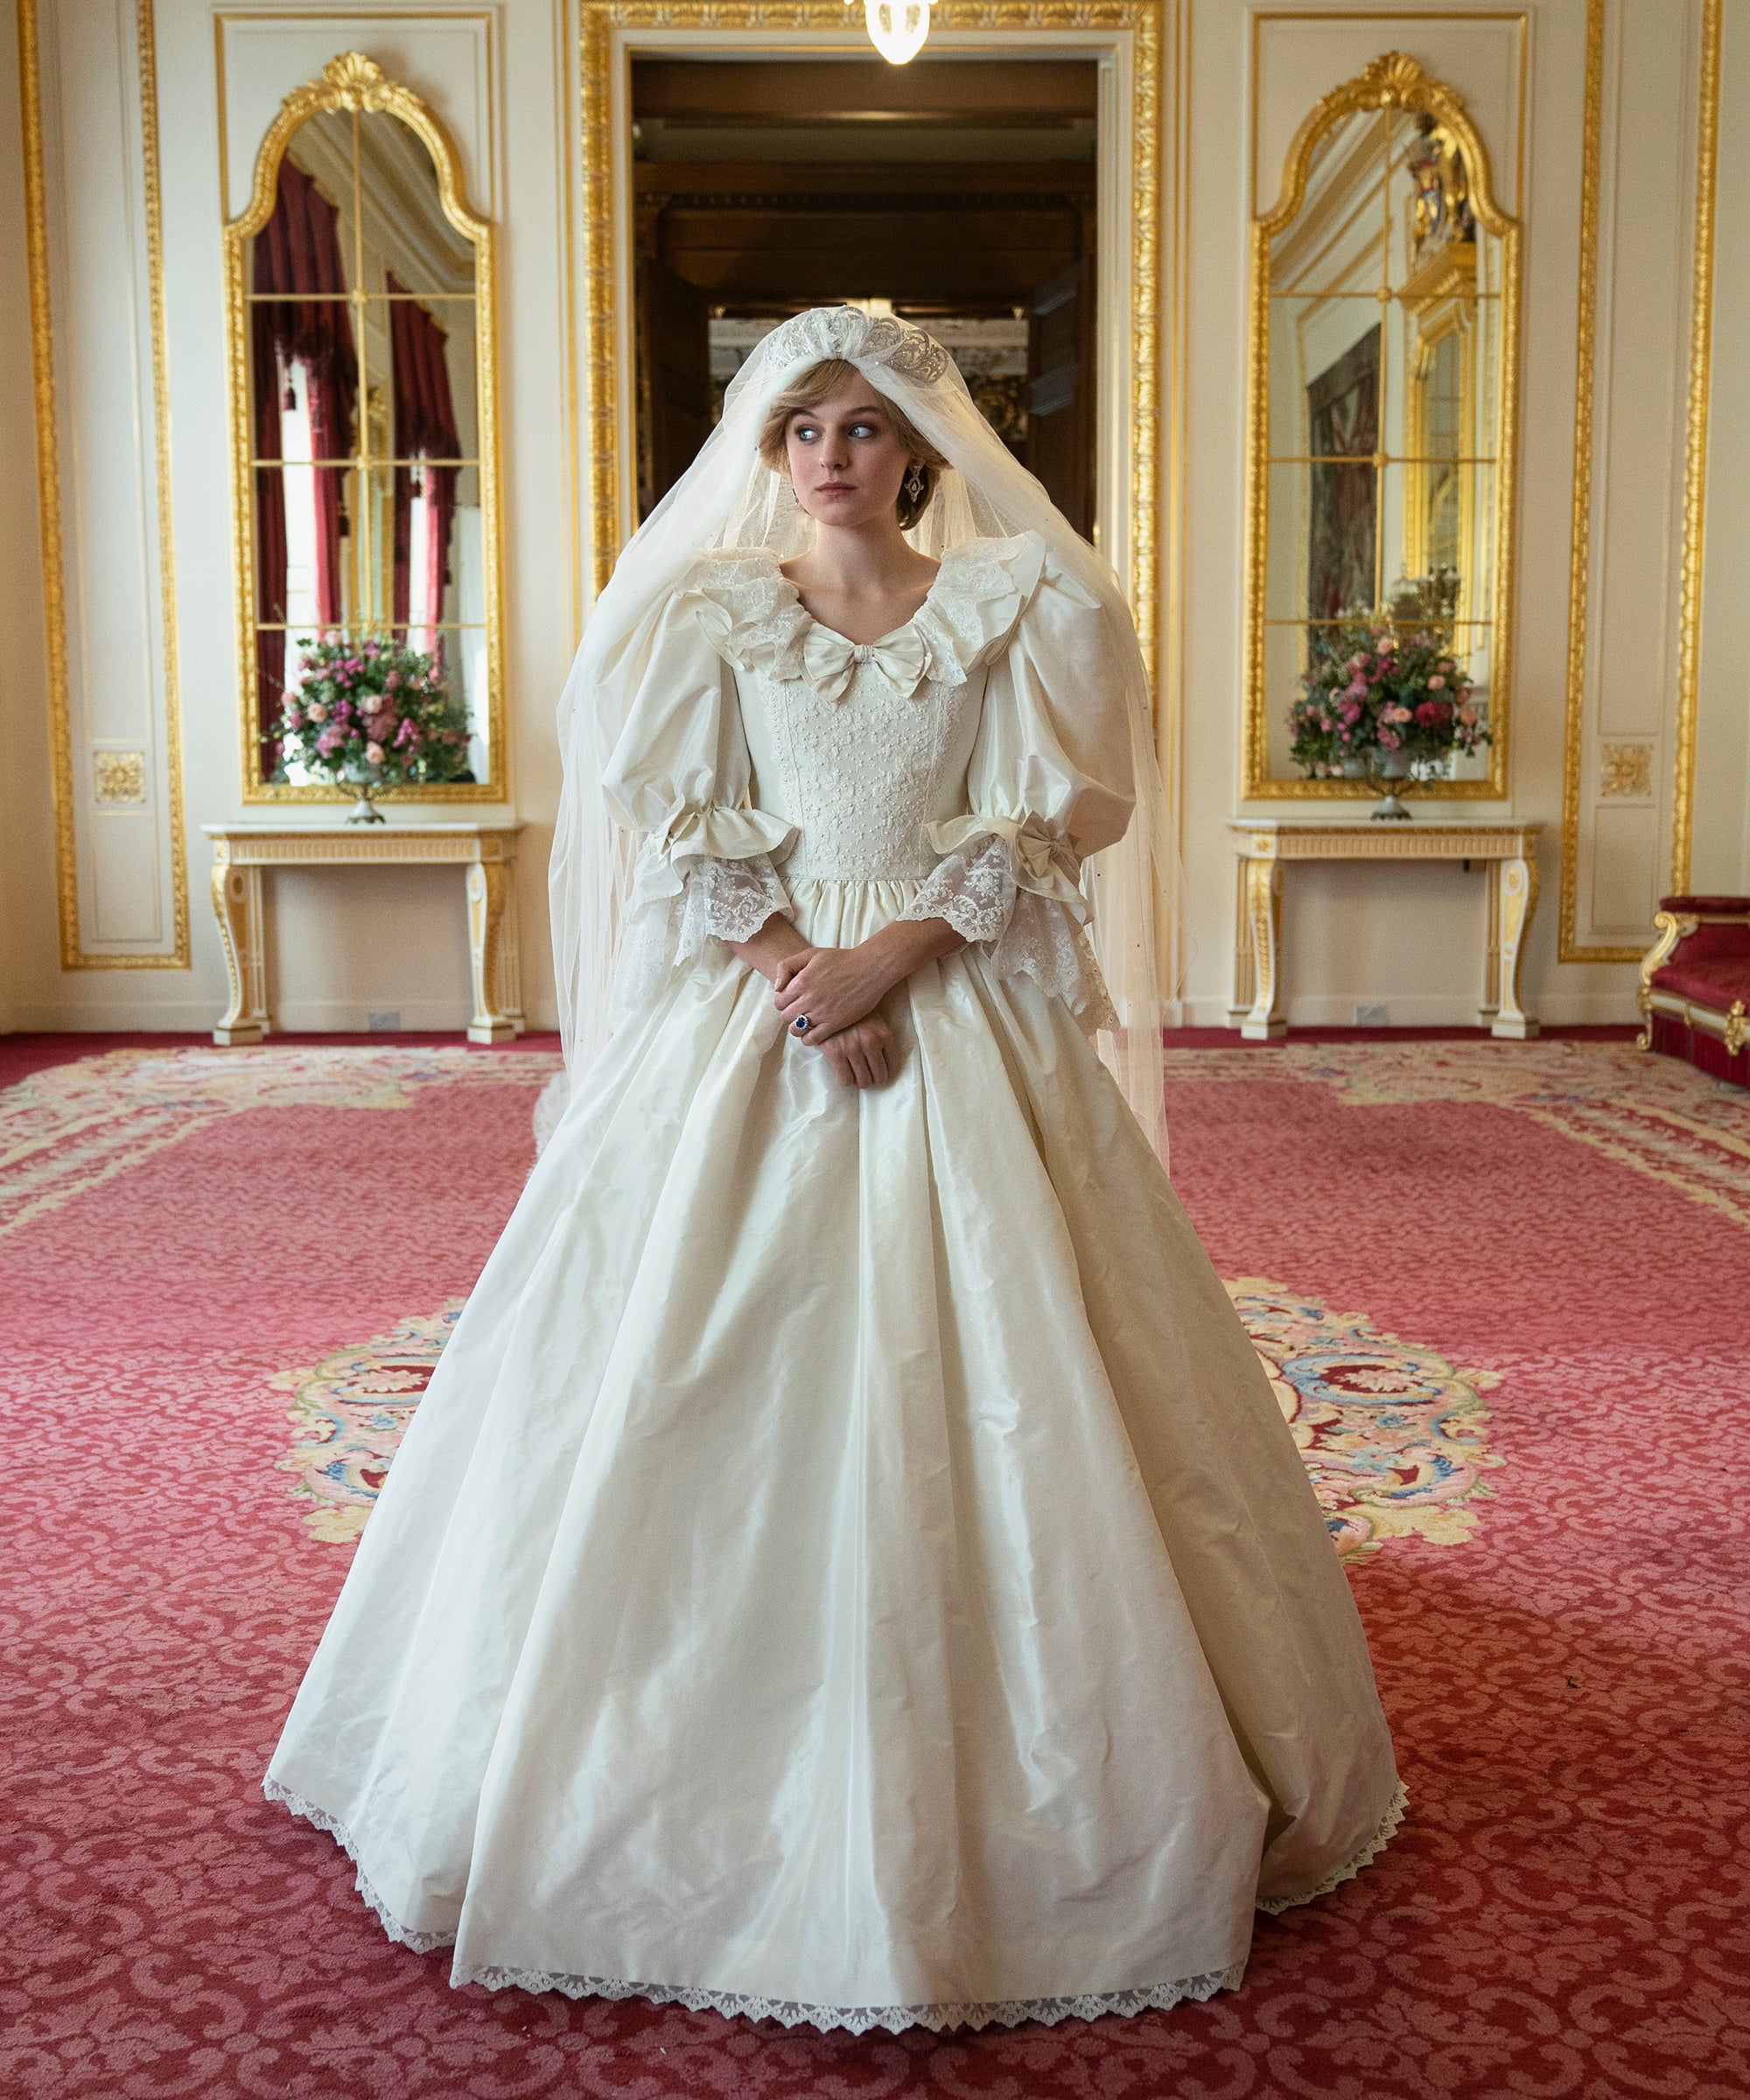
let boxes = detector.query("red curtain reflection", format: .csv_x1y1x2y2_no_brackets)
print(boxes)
252,159,355,766
388,273,461,651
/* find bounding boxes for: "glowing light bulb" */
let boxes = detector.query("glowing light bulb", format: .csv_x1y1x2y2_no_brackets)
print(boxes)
864,0,933,66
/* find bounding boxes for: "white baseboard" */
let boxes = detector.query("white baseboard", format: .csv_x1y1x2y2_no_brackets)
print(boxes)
5,998,220,1032
273,997,474,1032
1180,988,1641,1029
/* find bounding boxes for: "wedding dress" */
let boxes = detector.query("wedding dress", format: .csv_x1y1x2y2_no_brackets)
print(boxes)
264,520,1404,2034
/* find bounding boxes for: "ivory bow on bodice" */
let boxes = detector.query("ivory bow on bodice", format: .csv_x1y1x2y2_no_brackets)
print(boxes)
801,624,930,704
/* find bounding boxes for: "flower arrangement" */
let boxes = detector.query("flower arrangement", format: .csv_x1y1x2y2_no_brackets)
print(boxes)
267,635,473,804
1288,618,1489,781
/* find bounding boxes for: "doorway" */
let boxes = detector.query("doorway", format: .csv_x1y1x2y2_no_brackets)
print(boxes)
630,59,1099,534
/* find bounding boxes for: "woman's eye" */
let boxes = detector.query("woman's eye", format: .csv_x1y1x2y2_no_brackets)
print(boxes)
793,423,818,441
850,423,878,438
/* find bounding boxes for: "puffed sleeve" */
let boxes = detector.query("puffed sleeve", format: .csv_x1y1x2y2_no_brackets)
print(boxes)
599,575,797,1020
901,541,1131,1030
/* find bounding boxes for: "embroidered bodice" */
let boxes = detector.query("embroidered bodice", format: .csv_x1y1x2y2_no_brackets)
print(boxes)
682,540,1042,885
598,529,1131,1033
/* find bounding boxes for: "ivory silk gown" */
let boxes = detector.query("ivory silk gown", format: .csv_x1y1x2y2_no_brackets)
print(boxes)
265,532,1404,2034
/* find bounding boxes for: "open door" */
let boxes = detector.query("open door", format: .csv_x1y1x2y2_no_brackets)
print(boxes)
1026,256,1096,542
637,260,712,520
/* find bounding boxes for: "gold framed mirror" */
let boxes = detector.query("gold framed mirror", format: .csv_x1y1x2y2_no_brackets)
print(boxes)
1242,52,1518,800
579,4,1165,670
225,52,505,802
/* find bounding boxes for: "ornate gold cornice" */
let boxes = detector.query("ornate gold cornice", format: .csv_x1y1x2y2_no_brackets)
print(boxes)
224,52,508,804
1242,49,1519,801
1670,0,1721,893
579,1,1164,689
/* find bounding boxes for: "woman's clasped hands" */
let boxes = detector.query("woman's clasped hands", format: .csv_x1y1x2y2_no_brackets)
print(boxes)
773,944,897,1089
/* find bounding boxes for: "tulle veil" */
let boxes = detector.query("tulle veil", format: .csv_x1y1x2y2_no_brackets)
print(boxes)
548,305,1168,1157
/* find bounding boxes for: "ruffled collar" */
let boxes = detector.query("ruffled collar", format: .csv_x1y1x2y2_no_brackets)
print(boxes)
682,533,1046,697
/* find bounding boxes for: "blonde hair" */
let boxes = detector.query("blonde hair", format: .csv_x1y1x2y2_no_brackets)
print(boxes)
757,357,948,529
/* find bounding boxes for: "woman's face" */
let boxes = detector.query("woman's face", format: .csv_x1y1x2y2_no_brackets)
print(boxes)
784,382,914,529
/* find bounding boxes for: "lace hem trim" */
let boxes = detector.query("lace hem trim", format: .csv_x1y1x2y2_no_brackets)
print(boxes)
1253,1779,1410,1916
262,1776,456,1956
263,1774,1405,2033
448,1961,1249,2037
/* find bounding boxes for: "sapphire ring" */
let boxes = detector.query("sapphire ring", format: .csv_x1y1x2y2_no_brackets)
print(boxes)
794,1015,811,1033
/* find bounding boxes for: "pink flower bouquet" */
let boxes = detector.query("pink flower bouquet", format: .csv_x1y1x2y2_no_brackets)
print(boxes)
268,635,473,791
1288,620,1490,782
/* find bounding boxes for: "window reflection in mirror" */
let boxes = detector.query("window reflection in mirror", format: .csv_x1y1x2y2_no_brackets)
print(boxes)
247,105,486,786
1254,85,1512,791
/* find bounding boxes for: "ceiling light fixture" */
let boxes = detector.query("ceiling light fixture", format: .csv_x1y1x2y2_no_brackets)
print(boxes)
863,0,934,66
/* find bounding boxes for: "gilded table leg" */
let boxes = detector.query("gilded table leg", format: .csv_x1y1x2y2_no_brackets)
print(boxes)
210,854,266,1046
1239,853,1287,1041
1488,853,1541,1040
466,862,518,1045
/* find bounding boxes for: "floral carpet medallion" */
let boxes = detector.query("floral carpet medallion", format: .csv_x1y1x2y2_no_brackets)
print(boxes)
274,1304,465,1543
1228,1278,1502,1558
277,1284,1502,1561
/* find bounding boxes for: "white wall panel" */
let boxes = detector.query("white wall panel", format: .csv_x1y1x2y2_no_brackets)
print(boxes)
1564,0,1706,953
29,0,184,964
1688,1,1749,896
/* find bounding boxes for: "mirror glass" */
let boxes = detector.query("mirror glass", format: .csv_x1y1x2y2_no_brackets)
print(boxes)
628,59,1099,537
1259,102,1505,784
246,106,488,785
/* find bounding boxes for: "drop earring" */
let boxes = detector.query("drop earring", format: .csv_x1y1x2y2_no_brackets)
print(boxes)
906,463,925,504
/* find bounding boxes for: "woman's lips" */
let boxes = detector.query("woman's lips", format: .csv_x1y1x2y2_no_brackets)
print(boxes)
815,482,855,494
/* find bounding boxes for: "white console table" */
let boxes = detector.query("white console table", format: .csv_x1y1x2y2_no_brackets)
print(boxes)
202,821,527,1046
1228,819,1544,1042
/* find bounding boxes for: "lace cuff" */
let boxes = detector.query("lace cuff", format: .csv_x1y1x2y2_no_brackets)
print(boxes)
926,812,1087,918
900,834,1017,946
902,837,1118,1032
611,852,790,1024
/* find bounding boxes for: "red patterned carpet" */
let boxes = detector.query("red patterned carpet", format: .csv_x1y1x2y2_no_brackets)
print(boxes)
2,1039,1746,2098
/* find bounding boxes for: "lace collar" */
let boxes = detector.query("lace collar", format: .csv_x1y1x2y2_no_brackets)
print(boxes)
682,533,1047,696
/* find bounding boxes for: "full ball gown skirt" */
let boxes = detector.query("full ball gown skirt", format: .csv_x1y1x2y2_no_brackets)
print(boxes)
266,539,1403,2034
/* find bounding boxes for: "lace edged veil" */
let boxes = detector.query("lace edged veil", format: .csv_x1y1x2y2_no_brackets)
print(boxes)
549,305,1168,1158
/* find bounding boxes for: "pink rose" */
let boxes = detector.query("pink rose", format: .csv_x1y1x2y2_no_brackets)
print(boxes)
365,741,385,765
316,727,342,756
305,700,328,723
1427,674,1446,690
1458,704,1478,726
1376,727,1400,750
386,670,401,690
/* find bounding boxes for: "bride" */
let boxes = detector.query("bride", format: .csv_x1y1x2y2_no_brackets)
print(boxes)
265,305,1403,2035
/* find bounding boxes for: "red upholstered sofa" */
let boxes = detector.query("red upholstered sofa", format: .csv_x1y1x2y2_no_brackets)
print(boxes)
1639,896,1750,1088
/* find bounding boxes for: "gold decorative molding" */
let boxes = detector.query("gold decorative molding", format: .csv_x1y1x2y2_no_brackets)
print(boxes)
223,51,508,804
1561,0,1718,959
1670,0,1721,892
1242,51,1520,800
1558,0,1614,961
135,0,190,964
94,751,149,806
578,1,1164,685
17,0,189,968
16,0,77,963
1599,742,1653,800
